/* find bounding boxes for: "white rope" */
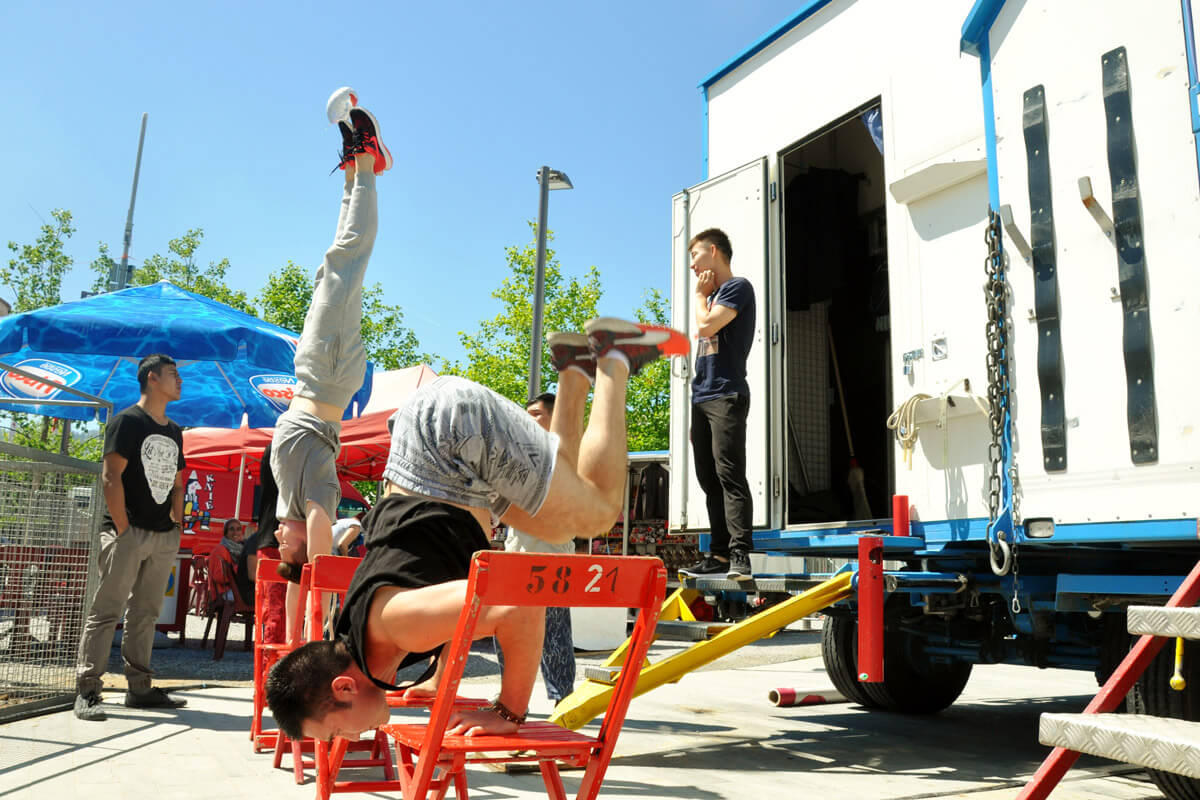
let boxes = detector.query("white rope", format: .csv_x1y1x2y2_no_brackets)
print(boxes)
887,393,930,470
887,379,990,470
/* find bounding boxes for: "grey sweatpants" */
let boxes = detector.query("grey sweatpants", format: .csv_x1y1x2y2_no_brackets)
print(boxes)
76,525,182,695
271,167,378,523
292,166,377,411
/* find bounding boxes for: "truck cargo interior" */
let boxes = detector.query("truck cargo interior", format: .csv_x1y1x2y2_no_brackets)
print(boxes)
781,101,891,526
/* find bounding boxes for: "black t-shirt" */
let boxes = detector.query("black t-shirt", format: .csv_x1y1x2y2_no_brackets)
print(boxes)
102,405,185,533
334,494,489,691
692,276,756,403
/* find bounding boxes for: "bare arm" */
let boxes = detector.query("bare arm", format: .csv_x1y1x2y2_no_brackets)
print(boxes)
101,453,130,533
693,271,740,338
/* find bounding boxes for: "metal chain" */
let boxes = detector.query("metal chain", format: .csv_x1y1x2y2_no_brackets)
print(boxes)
1010,541,1022,614
984,210,1015,577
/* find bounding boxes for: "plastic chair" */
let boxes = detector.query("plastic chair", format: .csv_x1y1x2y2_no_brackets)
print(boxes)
203,548,253,660
381,551,666,800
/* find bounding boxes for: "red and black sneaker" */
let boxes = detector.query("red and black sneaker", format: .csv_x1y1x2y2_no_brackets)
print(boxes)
334,120,355,171
584,317,689,376
349,107,393,174
547,332,595,381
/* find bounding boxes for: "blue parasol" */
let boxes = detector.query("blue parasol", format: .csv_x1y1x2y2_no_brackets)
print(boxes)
0,281,372,427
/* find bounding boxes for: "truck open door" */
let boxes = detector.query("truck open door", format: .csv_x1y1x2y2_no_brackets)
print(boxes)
669,158,770,536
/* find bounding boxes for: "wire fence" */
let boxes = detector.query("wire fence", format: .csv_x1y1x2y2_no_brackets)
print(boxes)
0,441,101,722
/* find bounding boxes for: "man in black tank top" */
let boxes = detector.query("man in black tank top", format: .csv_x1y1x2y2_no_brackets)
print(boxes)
267,316,689,742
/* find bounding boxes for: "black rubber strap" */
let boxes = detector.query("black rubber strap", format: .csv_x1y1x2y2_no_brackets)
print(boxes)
1102,46,1158,464
1023,84,1068,472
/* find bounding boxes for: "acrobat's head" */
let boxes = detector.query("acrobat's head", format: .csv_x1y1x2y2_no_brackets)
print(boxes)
266,640,389,742
274,518,308,582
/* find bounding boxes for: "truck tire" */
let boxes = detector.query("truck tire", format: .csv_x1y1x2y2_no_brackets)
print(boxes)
861,627,973,714
820,614,879,708
1127,638,1200,800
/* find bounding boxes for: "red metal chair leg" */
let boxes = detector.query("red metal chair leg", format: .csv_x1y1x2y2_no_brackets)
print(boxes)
539,760,568,800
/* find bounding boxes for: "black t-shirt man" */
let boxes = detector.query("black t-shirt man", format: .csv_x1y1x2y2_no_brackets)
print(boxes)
692,276,756,403
102,405,186,533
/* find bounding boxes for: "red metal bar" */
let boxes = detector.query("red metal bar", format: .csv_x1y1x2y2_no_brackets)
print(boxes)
1017,557,1200,800
892,494,910,537
857,536,885,683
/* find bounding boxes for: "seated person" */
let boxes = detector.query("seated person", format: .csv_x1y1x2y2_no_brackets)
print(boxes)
266,316,688,742
210,518,247,602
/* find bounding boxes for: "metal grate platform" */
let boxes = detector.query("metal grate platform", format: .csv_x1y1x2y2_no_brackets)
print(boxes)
1127,605,1200,640
1040,713,1200,779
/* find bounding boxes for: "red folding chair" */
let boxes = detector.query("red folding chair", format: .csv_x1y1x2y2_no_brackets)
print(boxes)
304,555,405,800
251,557,294,753
381,551,666,800
272,564,319,783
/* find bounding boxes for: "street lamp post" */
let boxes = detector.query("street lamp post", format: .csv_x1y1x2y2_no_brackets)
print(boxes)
527,166,573,403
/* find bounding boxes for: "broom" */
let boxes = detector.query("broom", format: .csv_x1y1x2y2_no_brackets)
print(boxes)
828,323,872,520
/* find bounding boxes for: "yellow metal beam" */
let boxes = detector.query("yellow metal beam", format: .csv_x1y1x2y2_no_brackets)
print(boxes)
549,572,853,730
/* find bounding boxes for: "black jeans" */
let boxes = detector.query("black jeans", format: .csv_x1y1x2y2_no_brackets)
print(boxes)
691,394,752,556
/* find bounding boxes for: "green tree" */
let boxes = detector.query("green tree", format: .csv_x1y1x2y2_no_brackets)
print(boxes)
1,209,75,312
131,229,256,314
626,288,671,451
447,225,672,450
443,226,602,404
88,242,118,294
257,260,433,369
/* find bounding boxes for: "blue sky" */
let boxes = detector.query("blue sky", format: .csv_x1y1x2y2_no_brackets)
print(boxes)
2,1,795,367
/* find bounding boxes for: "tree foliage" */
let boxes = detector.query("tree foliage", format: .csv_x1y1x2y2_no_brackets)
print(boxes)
1,209,75,313
257,260,432,370
442,226,601,404
131,229,256,314
447,224,672,451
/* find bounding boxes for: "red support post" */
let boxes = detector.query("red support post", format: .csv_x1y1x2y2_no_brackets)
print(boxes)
1017,557,1200,800
857,535,884,683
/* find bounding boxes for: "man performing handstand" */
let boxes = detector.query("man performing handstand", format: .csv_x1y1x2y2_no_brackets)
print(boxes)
271,87,392,626
266,321,687,742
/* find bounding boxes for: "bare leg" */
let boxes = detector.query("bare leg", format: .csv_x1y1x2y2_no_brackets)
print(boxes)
551,369,589,469
500,355,630,539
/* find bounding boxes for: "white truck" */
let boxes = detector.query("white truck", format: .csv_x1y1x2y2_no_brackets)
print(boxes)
666,2,1200,796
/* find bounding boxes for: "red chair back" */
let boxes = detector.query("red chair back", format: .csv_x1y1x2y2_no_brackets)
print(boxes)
406,551,666,800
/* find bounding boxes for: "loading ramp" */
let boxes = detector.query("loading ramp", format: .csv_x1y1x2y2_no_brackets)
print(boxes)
548,571,854,730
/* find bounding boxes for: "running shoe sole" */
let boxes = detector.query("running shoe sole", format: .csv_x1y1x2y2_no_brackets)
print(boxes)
584,317,689,375
326,86,358,125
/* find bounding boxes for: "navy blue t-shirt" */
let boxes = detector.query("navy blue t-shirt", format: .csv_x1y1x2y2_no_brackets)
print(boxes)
692,276,756,403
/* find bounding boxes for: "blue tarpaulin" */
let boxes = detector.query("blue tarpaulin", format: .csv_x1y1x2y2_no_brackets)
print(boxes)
0,281,372,427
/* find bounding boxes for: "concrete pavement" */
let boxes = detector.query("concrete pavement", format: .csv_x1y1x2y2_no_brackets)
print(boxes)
0,653,1168,799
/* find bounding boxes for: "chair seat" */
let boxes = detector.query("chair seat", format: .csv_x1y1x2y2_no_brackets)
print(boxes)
383,720,599,757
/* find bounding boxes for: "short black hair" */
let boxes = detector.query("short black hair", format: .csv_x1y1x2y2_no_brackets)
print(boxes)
266,640,353,740
689,228,733,263
527,392,556,412
137,353,177,392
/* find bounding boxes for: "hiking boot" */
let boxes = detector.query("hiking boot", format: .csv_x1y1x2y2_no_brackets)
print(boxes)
125,686,187,709
325,86,359,125
73,692,106,721
349,107,393,174
547,332,595,380
679,554,727,577
584,317,689,376
726,550,753,581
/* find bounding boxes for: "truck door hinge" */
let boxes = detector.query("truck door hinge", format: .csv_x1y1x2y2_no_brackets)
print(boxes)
771,322,780,345
773,475,782,497
770,182,777,202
